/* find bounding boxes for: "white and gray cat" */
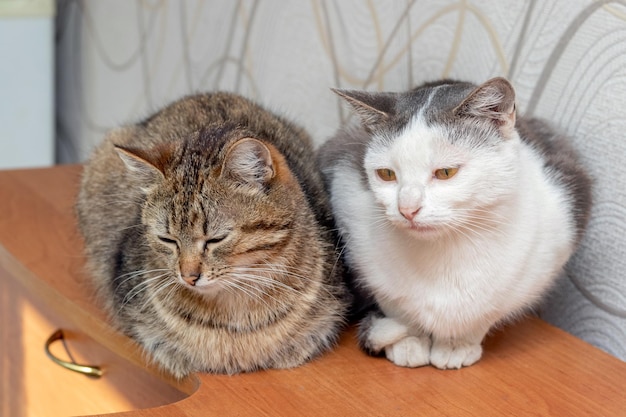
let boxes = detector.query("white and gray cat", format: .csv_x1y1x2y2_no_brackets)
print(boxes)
318,77,592,369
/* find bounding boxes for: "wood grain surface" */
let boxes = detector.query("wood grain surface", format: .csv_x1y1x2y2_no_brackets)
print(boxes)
0,264,186,417
1,165,625,417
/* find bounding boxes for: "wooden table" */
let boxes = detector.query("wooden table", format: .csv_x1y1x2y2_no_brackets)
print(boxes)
1,165,625,417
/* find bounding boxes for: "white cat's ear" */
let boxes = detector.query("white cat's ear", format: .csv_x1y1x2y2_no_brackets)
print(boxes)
222,138,274,189
115,144,168,184
455,77,517,136
332,88,397,130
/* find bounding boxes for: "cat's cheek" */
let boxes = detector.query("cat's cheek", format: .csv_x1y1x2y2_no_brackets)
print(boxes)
369,180,397,206
228,251,266,268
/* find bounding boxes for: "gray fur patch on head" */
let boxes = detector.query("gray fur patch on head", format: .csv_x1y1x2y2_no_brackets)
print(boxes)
365,80,506,152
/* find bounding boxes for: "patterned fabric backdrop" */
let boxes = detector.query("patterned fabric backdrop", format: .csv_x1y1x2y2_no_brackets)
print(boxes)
56,0,626,360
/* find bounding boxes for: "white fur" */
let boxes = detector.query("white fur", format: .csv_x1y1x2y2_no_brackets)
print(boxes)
366,315,431,367
329,115,575,369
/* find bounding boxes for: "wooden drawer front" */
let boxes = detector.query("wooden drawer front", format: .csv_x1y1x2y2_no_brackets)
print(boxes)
0,269,187,417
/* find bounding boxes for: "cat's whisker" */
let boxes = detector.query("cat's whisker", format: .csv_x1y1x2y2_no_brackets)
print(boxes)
92,191,144,199
120,279,161,308
448,218,506,242
370,218,392,231
114,268,171,282
237,265,314,283
84,199,143,210
220,275,279,307
450,209,509,227
457,214,507,234
360,210,392,229
81,196,140,203
113,269,172,293
227,270,318,309
450,216,499,232
137,279,178,313
119,273,171,311
222,278,273,308
113,223,145,232
231,273,306,297
328,247,347,285
237,265,338,295
448,224,484,245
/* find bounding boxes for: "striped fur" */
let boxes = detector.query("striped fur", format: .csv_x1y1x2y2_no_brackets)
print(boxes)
76,92,350,378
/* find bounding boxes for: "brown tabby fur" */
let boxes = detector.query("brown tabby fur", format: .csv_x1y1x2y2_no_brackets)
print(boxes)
76,92,350,378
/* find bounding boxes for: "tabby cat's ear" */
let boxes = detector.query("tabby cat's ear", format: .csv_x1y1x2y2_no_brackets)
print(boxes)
454,77,516,136
222,138,274,189
332,88,397,130
114,144,168,184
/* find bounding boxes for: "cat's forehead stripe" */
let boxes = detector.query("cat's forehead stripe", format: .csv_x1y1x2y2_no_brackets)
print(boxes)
415,87,439,122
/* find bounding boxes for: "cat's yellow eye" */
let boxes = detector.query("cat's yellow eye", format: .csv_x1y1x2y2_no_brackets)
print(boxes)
434,167,459,180
376,168,397,182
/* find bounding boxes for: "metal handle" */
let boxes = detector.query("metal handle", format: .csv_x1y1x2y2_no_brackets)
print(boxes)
44,329,103,378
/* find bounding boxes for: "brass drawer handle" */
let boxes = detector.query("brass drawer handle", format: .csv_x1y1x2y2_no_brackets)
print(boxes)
44,329,103,378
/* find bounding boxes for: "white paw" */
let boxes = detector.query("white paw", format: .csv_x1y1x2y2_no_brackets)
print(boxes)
384,336,431,368
366,316,410,352
430,342,482,369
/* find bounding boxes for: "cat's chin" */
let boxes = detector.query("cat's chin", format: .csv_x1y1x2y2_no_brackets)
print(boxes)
185,280,224,296
398,221,442,239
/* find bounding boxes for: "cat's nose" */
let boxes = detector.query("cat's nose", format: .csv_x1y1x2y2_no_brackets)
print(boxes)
180,257,201,286
182,273,200,286
400,206,420,221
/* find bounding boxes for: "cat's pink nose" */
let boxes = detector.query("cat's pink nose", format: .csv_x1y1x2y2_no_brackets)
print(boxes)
183,274,200,286
400,206,420,221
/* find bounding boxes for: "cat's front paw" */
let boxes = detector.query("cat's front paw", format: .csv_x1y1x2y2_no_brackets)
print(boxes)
359,313,409,354
384,336,431,368
429,341,482,369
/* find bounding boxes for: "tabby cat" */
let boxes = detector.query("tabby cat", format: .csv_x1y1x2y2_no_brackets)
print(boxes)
318,77,592,369
76,92,350,378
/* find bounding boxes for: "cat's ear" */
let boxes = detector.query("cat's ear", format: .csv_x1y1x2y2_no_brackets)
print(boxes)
222,138,274,189
332,89,397,130
114,144,169,184
454,77,516,136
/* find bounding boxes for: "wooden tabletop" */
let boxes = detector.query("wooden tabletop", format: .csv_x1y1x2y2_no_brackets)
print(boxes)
1,165,625,417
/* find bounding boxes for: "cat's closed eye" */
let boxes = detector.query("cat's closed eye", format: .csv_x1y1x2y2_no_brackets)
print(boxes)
434,167,458,180
204,235,228,250
376,168,397,182
158,235,179,247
